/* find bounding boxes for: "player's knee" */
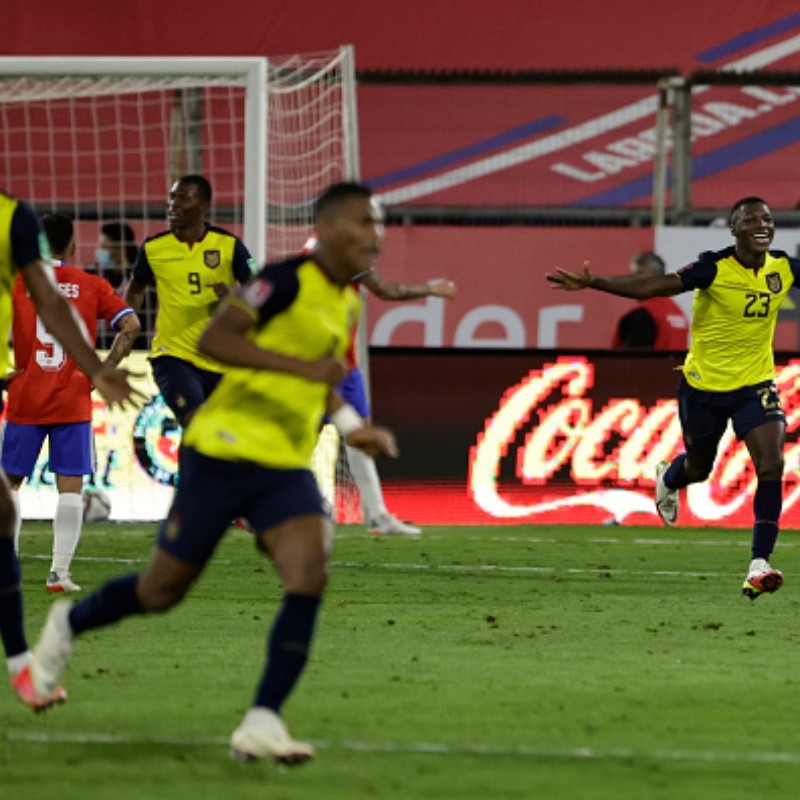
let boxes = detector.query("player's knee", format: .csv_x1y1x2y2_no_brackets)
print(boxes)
284,561,329,596
136,576,190,613
684,459,713,483
755,452,784,482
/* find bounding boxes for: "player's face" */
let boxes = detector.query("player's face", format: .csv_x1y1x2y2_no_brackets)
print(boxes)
167,181,208,231
730,202,774,255
323,195,386,278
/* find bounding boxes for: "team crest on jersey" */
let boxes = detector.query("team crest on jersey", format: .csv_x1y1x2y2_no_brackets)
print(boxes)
204,250,221,268
766,272,782,293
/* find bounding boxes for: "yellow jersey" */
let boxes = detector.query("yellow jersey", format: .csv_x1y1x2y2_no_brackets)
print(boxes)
679,247,800,391
133,225,255,373
0,194,49,373
183,255,361,469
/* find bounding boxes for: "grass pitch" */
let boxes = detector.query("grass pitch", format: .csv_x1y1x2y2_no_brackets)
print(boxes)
3,522,800,799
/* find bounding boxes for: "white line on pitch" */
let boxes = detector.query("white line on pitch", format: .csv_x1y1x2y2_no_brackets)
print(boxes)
5,729,800,764
331,561,735,578
19,552,737,578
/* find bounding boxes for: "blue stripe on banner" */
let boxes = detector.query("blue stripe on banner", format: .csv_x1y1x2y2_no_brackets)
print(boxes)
696,12,800,64
365,115,566,191
572,115,800,207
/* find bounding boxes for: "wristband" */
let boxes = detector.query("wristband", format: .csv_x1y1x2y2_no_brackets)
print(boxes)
331,404,364,438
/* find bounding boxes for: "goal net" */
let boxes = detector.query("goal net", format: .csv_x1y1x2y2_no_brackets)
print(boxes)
0,50,363,523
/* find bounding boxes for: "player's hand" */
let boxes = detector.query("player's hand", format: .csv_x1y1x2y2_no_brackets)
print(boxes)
545,261,593,291
207,282,231,299
428,279,457,299
345,425,399,459
306,356,350,387
91,362,146,409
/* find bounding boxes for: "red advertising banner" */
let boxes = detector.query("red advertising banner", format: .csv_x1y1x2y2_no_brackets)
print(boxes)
366,226,800,351
369,350,800,528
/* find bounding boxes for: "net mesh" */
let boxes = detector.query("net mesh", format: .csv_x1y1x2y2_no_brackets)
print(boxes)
0,52,361,523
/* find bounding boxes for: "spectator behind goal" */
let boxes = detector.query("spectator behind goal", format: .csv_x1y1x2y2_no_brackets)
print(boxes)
611,251,689,350
90,222,154,350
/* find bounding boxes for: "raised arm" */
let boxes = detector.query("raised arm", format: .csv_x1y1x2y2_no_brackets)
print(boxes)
545,262,684,299
362,270,456,302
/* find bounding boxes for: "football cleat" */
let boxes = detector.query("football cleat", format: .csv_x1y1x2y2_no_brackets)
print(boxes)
368,513,422,537
11,663,67,713
46,571,82,593
742,559,784,600
655,461,679,527
31,600,75,699
230,707,314,765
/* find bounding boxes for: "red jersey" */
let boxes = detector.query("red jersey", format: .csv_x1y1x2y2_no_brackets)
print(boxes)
612,296,689,351
6,262,134,424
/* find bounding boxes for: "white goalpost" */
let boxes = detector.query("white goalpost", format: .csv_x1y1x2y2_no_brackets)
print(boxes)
0,49,363,522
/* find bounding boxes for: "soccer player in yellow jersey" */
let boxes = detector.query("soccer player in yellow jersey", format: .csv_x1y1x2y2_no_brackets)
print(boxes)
546,197,799,600
125,174,255,426
0,192,138,713
31,183,399,765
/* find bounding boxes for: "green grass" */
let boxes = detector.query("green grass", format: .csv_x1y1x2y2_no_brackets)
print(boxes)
3,522,800,799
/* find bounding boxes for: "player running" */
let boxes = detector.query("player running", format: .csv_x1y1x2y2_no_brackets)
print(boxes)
546,196,796,600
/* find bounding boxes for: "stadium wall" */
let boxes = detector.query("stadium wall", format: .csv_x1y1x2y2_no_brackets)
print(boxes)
6,6,800,210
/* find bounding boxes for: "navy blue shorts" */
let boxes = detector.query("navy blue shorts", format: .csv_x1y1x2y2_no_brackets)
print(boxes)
151,356,222,426
1,421,95,478
157,447,329,567
677,377,785,456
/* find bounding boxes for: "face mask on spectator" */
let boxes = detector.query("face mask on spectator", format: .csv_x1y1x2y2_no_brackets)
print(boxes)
95,248,118,270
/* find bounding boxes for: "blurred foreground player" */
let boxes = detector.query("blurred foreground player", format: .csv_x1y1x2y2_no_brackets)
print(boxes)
31,182,398,764
547,197,794,600
0,192,138,712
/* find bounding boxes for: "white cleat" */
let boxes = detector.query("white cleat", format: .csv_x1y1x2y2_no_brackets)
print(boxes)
31,600,74,698
46,571,82,593
655,461,679,527
742,558,784,600
368,513,422,537
230,707,315,765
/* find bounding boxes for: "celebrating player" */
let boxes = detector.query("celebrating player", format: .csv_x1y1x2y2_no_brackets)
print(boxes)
30,182,398,764
546,196,795,600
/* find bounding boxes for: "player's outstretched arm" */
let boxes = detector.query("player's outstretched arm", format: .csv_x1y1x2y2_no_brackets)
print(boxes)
545,262,594,291
362,270,456,302
546,261,684,299
198,300,349,386
22,261,139,408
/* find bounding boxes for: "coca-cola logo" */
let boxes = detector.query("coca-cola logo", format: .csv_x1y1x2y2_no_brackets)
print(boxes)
469,357,800,524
